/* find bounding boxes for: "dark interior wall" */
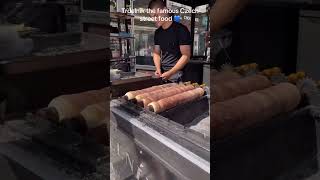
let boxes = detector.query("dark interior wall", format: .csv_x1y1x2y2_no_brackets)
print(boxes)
82,0,109,12
229,3,301,74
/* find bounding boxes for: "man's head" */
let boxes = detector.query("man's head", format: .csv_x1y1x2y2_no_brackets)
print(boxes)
148,0,166,9
148,0,170,28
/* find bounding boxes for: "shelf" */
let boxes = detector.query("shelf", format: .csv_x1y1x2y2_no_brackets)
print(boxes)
110,12,134,19
110,56,136,62
110,34,135,39
110,36,134,39
109,9,135,71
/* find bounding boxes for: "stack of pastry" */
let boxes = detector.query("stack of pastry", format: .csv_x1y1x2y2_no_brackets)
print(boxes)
212,82,301,138
124,83,206,113
37,87,110,137
213,75,272,102
47,87,109,121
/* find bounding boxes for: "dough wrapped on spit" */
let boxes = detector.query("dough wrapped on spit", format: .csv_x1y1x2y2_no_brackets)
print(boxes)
212,71,241,85
148,87,205,113
135,83,196,108
124,83,177,100
41,87,109,122
213,75,272,102
213,83,301,138
79,102,109,145
80,102,109,130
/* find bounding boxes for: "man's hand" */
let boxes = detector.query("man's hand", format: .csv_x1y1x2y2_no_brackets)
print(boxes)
160,71,173,80
155,69,162,77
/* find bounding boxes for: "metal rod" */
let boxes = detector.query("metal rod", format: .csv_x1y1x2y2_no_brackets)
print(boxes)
190,7,196,57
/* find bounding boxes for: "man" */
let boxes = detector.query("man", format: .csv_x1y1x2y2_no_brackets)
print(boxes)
149,0,192,83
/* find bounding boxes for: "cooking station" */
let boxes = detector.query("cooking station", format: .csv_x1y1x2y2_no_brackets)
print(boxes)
110,81,210,180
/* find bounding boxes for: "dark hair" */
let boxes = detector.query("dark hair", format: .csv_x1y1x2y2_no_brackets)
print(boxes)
148,0,166,9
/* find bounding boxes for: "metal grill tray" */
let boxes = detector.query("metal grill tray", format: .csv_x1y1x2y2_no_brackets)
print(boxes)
112,96,210,159
111,99,210,180
158,95,209,125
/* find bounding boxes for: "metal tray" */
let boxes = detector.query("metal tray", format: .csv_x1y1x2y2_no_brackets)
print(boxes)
111,97,210,180
159,95,209,125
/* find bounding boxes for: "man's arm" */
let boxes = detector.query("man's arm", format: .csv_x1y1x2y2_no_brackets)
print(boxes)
153,45,162,75
210,0,249,33
161,45,190,80
169,45,191,74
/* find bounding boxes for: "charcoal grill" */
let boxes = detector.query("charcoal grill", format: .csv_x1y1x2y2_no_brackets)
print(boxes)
110,92,210,180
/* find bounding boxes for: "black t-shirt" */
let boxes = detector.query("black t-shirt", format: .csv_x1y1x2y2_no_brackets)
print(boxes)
154,22,191,71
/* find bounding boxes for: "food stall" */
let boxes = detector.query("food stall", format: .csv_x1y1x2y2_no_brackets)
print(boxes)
109,0,211,179
110,0,211,85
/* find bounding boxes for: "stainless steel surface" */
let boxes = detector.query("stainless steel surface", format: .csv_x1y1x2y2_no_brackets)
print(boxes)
111,72,153,85
110,99,210,180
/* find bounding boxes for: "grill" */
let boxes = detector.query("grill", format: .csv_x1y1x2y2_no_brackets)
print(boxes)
110,84,210,180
